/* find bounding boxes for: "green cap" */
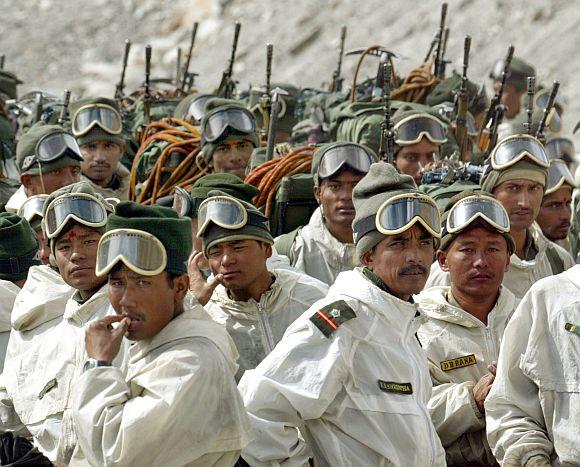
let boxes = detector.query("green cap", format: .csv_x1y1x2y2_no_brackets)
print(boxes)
352,162,420,259
200,100,260,163
200,190,273,257
0,213,39,281
490,56,536,93
107,201,193,275
0,70,23,100
426,71,489,117
439,190,515,253
44,181,112,254
16,122,82,176
481,159,548,193
69,97,125,147
188,173,260,216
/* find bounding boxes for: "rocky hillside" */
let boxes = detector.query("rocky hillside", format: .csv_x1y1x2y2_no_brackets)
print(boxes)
1,0,579,138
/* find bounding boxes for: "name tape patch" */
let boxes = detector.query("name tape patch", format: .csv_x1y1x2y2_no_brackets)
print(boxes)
378,380,413,395
440,354,477,372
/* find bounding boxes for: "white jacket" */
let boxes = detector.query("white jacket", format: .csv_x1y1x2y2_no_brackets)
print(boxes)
4,184,27,213
486,265,580,466
239,268,446,467
0,280,19,372
416,286,516,465
2,281,117,463
71,304,252,467
425,224,574,302
205,268,328,379
283,207,359,285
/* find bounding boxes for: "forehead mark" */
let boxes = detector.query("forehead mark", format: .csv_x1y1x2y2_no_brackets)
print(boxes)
65,229,78,239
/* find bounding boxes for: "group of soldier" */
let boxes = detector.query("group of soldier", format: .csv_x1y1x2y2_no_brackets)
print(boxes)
0,15,578,467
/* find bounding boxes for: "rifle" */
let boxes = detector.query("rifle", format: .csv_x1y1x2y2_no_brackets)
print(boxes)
424,32,438,64
455,35,471,160
378,62,395,165
0,55,4,69
57,89,71,125
217,22,242,98
536,80,560,143
144,45,152,124
265,87,288,161
174,47,182,88
181,21,199,90
440,27,450,78
115,39,131,100
34,93,43,123
330,26,347,93
478,45,514,151
524,76,535,135
259,43,274,134
434,3,448,79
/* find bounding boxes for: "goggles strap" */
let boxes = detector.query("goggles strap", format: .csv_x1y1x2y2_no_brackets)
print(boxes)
0,248,39,275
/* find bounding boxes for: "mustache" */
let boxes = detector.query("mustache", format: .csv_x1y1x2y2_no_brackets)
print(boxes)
399,264,428,275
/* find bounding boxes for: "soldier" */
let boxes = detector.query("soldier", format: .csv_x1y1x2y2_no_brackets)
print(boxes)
275,142,376,285
1,182,119,464
486,265,580,466
200,99,260,178
5,122,82,213
416,192,517,465
0,213,40,371
427,135,574,301
489,56,535,119
536,159,576,257
71,202,251,466
191,192,328,379
239,163,446,466
392,108,448,185
69,97,130,200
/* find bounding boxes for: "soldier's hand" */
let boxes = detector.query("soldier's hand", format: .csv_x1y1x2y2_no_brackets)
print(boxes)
487,361,497,376
473,372,495,414
85,315,130,361
187,251,223,306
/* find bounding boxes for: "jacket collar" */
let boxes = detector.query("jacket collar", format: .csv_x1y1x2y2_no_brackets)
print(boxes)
64,282,110,325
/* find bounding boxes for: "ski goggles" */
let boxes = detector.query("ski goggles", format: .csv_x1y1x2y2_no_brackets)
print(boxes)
203,108,256,143
354,193,441,242
71,104,123,137
44,193,108,239
172,186,202,218
18,194,49,224
445,194,510,235
196,195,268,237
96,228,167,277
317,144,374,180
490,134,550,170
187,95,212,122
545,137,575,161
546,159,576,194
535,89,564,113
394,114,447,146
20,132,83,173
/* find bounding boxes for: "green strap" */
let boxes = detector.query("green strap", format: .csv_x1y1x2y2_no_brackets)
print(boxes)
546,244,565,276
273,227,301,262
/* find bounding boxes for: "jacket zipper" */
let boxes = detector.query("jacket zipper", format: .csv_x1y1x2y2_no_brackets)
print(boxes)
257,303,275,355
406,310,436,466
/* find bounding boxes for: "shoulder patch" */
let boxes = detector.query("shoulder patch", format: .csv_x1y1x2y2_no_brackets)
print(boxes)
440,354,477,372
310,300,356,338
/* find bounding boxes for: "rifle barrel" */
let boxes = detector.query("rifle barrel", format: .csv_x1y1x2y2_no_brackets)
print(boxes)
181,21,199,89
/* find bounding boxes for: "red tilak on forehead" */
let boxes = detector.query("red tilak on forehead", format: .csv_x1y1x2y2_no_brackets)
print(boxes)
65,229,78,239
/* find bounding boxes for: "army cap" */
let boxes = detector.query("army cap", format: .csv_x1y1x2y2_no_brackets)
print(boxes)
0,212,40,281
0,70,23,100
69,97,125,147
489,56,536,93
16,122,82,176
